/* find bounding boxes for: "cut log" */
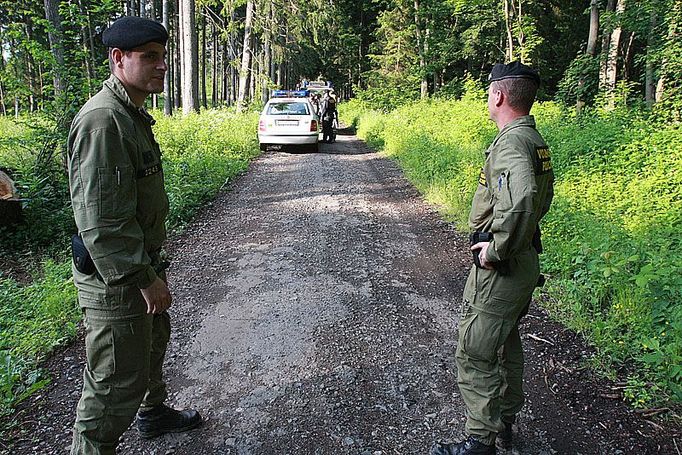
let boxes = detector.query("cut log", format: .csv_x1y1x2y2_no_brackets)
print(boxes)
0,170,22,225
0,170,18,199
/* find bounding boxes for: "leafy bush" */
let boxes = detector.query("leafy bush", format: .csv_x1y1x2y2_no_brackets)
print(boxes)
343,98,682,406
0,115,75,255
153,109,260,231
353,72,421,112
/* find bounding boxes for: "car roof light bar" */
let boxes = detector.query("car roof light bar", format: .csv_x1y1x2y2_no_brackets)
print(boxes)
272,89,309,98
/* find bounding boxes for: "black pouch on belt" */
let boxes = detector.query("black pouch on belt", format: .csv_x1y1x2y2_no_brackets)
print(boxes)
470,231,493,268
470,231,511,274
71,234,96,275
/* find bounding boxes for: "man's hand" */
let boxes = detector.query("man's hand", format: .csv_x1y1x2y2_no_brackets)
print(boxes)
471,241,494,270
140,277,172,314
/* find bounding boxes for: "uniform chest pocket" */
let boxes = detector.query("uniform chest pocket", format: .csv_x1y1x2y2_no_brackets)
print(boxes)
98,165,135,219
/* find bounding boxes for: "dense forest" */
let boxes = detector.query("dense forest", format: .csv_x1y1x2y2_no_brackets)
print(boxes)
1,0,681,117
0,0,681,421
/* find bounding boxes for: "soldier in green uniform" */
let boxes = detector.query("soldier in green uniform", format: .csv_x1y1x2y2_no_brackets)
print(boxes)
67,17,202,455
431,62,554,455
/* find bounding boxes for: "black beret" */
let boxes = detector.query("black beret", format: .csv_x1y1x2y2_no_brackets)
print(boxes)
488,61,540,85
102,16,168,50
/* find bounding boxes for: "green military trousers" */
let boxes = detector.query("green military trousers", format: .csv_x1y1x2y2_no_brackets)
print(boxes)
70,281,170,455
455,249,539,446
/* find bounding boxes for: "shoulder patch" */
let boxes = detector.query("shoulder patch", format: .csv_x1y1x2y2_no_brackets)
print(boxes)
478,168,487,187
534,146,553,174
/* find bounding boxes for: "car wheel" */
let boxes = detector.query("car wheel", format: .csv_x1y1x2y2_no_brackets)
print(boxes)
311,142,319,153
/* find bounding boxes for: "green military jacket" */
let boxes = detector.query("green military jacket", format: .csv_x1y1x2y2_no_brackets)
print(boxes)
68,75,169,293
469,115,554,264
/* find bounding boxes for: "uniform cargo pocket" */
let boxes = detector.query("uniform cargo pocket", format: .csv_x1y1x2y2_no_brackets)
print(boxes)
84,319,115,381
98,166,135,219
459,311,504,362
84,316,149,382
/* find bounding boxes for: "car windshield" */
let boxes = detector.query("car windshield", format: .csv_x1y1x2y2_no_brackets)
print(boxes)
267,102,310,116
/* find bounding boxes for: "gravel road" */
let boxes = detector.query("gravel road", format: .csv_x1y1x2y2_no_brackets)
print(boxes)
3,130,679,455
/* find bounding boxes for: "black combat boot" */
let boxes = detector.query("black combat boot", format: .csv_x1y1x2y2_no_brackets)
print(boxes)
496,421,513,450
136,404,203,439
430,436,496,455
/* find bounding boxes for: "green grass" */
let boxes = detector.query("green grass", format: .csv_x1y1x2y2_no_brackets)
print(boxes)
340,98,682,407
0,260,79,412
0,108,260,415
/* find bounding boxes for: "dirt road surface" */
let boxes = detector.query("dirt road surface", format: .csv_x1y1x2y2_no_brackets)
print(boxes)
3,130,679,454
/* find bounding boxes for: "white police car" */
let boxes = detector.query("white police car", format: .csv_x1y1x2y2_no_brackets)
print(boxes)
258,90,319,152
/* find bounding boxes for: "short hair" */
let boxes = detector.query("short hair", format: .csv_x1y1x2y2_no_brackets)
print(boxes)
491,78,538,113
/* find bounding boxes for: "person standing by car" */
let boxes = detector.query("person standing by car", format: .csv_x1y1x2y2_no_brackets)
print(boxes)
430,61,554,455
67,16,202,455
311,93,321,115
320,91,338,143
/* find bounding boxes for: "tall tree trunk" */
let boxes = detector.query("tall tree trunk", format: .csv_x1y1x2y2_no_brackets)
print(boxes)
645,11,657,108
577,0,601,113
223,40,229,103
249,39,257,101
180,0,199,113
173,3,182,110
231,9,238,104
0,81,6,115
85,4,97,92
604,0,625,104
657,0,682,114
261,1,272,104
414,0,427,99
599,0,617,89
0,44,6,114
515,0,528,63
212,22,218,107
74,0,97,96
0,37,6,114
270,5,277,89
586,0,600,56
262,39,271,103
623,31,636,81
26,49,37,112
23,23,38,112
237,0,254,111
43,0,65,98
504,0,514,62
178,0,185,107
200,9,207,109
163,0,173,115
